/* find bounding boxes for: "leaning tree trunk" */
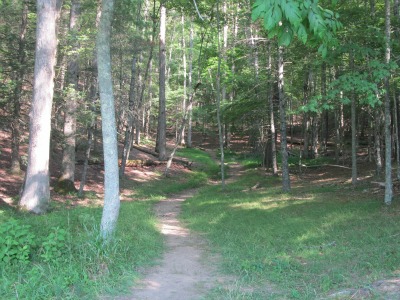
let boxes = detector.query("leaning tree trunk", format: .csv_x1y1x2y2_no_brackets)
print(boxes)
10,0,29,174
384,0,393,205
156,3,167,160
58,0,80,192
278,46,290,192
97,0,120,240
19,0,59,214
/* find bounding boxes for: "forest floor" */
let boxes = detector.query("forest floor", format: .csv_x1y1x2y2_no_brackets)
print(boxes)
2,127,400,299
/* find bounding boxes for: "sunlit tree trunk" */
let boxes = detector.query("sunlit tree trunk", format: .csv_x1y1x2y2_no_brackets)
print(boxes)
180,13,187,145
97,0,120,240
268,42,278,175
58,0,80,192
278,46,290,192
19,0,59,213
156,3,167,160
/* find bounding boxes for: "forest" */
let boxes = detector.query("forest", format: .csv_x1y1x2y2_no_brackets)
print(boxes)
1,0,400,299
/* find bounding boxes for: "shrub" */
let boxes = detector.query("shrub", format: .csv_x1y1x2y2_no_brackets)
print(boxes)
0,218,35,264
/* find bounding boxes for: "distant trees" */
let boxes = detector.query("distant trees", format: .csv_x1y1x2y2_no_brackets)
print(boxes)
0,0,396,220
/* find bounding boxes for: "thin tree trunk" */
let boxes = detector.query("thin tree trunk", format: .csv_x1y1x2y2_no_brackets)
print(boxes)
268,42,278,175
278,46,290,192
321,62,328,154
384,0,392,205
10,0,28,174
350,52,358,185
19,0,59,214
216,0,225,188
393,92,400,180
375,107,383,176
59,0,80,191
97,0,120,240
186,20,194,147
120,56,137,177
180,13,187,145
156,3,167,160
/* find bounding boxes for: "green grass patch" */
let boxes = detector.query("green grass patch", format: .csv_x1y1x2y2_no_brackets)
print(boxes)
181,168,400,299
0,198,162,299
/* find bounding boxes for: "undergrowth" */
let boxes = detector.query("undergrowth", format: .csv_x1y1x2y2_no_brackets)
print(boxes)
0,147,216,299
181,158,400,299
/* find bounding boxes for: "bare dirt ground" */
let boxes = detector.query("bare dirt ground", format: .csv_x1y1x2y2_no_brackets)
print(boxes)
114,189,238,300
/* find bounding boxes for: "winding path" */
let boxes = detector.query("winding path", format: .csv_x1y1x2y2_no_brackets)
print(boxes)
118,189,228,300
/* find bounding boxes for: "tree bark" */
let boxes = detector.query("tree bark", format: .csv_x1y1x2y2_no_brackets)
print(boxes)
384,0,392,205
186,20,194,147
120,56,137,177
217,0,225,188
350,52,358,185
268,42,278,175
58,0,80,191
278,46,290,192
97,0,120,240
156,3,167,160
19,0,59,214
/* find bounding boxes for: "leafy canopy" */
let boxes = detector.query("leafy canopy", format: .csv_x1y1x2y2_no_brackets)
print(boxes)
252,0,342,56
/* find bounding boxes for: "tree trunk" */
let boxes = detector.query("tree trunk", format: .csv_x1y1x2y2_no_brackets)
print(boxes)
278,46,290,192
216,0,225,188
374,107,383,176
268,42,278,175
97,0,120,240
350,52,358,185
19,0,59,214
186,20,194,147
156,3,167,160
10,0,29,174
58,0,80,192
393,92,400,180
384,0,393,205
120,56,137,177
321,62,328,154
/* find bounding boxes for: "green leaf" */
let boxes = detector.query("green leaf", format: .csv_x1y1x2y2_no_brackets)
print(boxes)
278,28,293,46
252,0,267,21
281,0,301,26
297,23,308,43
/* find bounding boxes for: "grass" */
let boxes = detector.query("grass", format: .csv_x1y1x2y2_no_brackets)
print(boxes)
0,200,163,299
181,164,400,299
0,147,217,299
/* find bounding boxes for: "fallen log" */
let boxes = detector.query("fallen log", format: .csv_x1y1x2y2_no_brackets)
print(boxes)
131,144,159,157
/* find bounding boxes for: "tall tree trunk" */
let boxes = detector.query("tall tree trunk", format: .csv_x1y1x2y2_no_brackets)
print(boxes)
375,107,383,176
216,0,225,188
58,0,80,192
156,3,167,160
120,56,137,177
97,0,120,240
268,42,278,175
19,0,59,214
186,20,194,147
180,13,187,145
384,0,392,205
321,62,328,154
350,52,358,185
393,92,400,180
278,46,290,192
10,0,29,174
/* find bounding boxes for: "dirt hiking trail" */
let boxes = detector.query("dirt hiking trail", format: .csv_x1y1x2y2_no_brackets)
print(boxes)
116,189,236,300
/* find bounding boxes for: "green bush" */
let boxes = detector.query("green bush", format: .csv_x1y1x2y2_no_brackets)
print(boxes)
0,218,36,264
40,227,68,262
